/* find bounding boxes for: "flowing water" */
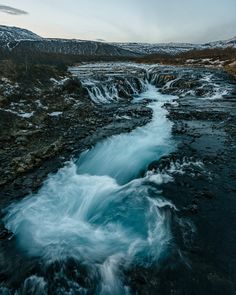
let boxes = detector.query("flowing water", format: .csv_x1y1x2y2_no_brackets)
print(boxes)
4,81,177,294
2,63,232,294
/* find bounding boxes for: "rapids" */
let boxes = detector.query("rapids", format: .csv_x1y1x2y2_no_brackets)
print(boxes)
4,83,177,294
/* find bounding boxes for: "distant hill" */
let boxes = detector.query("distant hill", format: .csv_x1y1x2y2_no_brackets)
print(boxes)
111,37,236,55
0,25,235,57
0,25,136,57
0,25,42,42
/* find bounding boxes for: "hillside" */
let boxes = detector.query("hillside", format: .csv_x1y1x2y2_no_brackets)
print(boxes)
0,25,42,42
0,25,136,57
112,37,236,55
1,25,236,57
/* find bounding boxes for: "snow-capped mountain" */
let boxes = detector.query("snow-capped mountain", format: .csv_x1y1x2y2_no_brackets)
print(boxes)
3,38,138,56
111,37,236,55
204,36,236,49
0,25,235,57
0,25,42,42
0,25,136,57
110,42,200,55
226,36,236,44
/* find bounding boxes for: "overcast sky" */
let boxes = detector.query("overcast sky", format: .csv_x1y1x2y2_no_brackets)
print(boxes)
0,0,236,43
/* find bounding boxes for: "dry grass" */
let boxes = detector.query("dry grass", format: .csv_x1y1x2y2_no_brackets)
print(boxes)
1,46,236,82
224,64,236,79
137,48,235,64
136,47,236,80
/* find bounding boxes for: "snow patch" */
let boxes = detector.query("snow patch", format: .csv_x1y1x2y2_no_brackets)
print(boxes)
48,111,63,117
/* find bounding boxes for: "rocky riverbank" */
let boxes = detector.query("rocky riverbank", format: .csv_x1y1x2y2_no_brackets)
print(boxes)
0,69,152,209
128,68,236,294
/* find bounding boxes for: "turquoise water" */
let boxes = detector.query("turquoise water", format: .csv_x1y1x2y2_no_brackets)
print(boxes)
4,84,176,294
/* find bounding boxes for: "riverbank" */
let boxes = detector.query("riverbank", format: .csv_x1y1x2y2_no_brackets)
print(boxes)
136,47,236,81
0,65,152,208
129,68,236,294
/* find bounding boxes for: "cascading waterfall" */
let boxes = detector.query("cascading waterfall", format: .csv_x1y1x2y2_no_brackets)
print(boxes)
69,63,148,103
82,77,147,103
77,85,175,184
3,64,180,294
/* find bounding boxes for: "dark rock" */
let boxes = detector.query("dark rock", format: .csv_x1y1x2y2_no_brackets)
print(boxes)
201,190,215,199
0,224,13,240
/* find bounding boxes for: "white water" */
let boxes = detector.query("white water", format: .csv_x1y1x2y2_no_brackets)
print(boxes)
70,62,148,103
4,84,177,294
77,85,174,184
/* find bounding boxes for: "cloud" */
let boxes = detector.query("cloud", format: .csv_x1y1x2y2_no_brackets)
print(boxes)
0,5,28,15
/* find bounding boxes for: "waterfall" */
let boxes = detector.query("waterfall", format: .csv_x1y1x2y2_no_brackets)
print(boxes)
69,62,148,103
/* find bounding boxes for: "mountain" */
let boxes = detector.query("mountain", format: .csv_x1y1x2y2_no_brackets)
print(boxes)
2,39,138,56
110,42,200,55
0,25,42,42
0,25,235,57
111,37,236,55
0,25,136,57
204,36,236,48
226,36,236,44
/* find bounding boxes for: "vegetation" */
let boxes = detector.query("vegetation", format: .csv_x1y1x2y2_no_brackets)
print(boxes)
224,61,236,78
136,47,236,79
0,46,236,84
0,47,132,84
136,47,236,65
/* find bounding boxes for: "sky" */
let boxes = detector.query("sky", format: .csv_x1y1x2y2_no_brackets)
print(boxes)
0,0,236,43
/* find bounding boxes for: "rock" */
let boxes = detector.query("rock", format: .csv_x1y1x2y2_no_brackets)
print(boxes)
15,136,28,145
62,78,85,95
183,204,198,214
201,190,215,199
0,95,7,106
0,224,13,240
16,167,26,174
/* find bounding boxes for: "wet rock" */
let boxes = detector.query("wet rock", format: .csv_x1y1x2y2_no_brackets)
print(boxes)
201,190,215,199
172,123,188,135
15,136,28,145
62,77,85,95
184,204,199,214
148,156,171,172
207,272,235,294
0,224,13,240
0,95,7,107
